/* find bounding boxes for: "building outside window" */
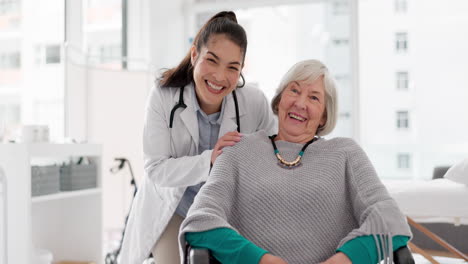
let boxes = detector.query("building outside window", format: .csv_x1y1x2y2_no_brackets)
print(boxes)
0,0,19,15
84,0,122,69
396,71,409,90
0,0,64,142
332,38,349,46
0,0,20,31
396,110,409,129
397,153,411,169
332,1,349,16
395,32,408,52
395,0,407,13
99,44,121,63
45,45,61,64
35,45,62,65
0,104,20,124
0,52,20,69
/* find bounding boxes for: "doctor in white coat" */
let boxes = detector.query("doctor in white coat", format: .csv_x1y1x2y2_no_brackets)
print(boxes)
119,11,276,264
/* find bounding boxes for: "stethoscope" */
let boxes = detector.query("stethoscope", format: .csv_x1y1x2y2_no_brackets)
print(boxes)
169,86,241,133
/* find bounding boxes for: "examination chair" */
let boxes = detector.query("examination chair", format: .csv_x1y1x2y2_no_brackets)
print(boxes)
185,244,415,264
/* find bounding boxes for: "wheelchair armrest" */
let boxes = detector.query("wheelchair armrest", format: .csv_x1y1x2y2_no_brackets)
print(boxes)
185,245,220,264
393,246,415,264
186,244,414,264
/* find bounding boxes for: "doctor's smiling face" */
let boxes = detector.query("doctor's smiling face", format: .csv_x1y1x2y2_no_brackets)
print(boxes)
191,34,244,115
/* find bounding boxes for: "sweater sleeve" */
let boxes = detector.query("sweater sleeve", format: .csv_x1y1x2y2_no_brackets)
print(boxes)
337,139,412,257
337,235,410,264
186,228,268,264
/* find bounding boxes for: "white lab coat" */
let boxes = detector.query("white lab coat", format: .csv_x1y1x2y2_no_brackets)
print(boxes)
119,82,277,264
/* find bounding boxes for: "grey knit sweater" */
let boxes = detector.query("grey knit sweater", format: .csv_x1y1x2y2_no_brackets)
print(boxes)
179,130,412,264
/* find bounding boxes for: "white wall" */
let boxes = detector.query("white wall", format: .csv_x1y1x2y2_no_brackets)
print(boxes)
87,67,153,230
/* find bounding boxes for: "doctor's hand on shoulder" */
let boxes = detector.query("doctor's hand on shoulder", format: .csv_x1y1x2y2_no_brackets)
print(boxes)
259,253,288,264
210,131,242,165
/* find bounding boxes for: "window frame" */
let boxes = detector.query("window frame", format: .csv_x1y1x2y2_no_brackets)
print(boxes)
395,32,408,52
394,0,407,13
397,153,411,169
396,110,409,129
396,71,409,90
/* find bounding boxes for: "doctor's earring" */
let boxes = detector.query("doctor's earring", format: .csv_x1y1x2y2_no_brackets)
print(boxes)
237,73,245,88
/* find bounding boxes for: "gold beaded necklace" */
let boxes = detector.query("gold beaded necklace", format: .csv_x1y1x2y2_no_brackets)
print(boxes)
269,134,317,169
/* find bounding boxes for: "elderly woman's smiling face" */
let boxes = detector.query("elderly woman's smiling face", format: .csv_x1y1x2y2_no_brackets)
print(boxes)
276,77,327,143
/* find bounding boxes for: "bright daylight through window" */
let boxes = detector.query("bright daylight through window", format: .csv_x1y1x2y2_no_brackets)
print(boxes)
2,0,468,182
0,0,64,142
193,0,468,180
359,0,468,179
196,2,354,139
0,0,122,143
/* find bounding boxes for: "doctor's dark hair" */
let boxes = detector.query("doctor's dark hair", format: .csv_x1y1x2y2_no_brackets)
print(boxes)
159,11,247,88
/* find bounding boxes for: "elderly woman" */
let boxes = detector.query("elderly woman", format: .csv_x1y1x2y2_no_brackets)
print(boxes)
178,60,412,264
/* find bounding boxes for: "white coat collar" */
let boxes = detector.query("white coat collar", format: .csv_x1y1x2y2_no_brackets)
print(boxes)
173,83,246,146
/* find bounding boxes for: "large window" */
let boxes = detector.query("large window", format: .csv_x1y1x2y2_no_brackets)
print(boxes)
360,0,468,180
193,0,354,138
0,0,124,143
189,0,468,181
84,0,122,69
0,0,64,142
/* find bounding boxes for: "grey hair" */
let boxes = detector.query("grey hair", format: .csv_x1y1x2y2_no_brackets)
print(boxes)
271,59,338,136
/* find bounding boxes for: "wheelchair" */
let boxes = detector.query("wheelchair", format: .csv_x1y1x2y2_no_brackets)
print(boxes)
184,244,415,264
